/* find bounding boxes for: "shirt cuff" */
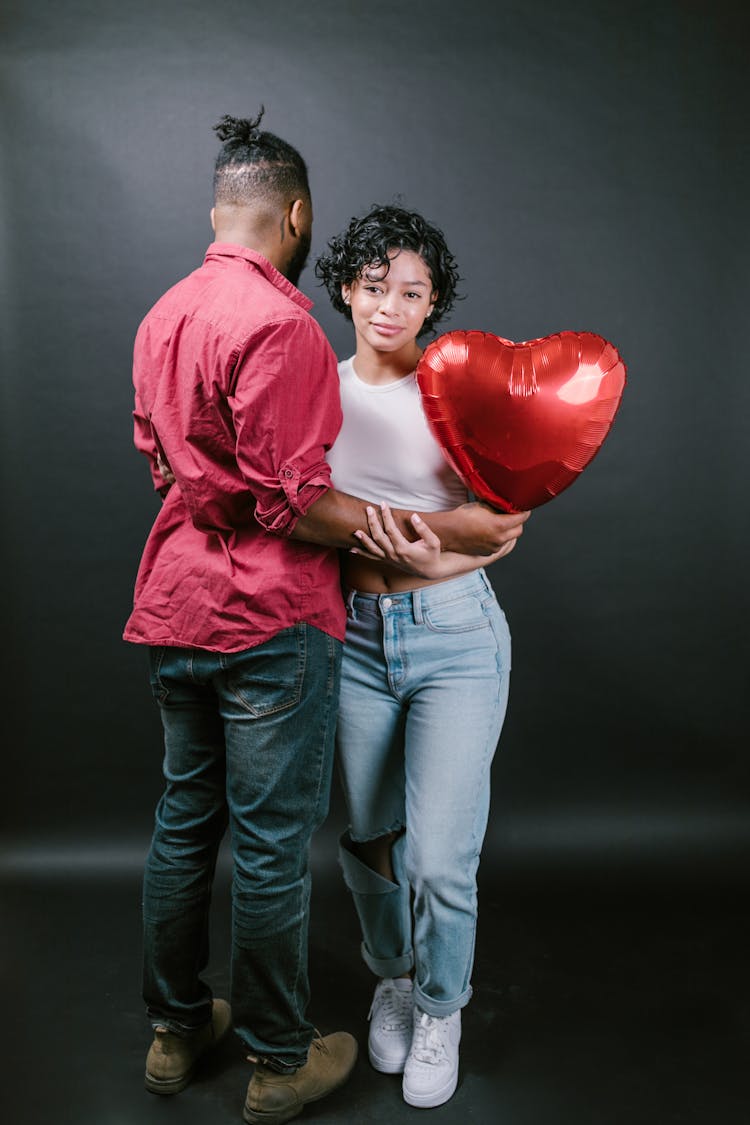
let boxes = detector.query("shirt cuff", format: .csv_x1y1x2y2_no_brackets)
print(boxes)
254,461,332,536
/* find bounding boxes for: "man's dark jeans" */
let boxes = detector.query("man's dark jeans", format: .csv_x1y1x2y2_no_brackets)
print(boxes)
142,624,342,1071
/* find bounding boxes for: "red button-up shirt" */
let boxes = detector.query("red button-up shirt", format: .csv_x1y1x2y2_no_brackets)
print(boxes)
123,243,346,652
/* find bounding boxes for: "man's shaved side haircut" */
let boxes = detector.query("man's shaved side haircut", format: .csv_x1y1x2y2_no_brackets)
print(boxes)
213,108,310,206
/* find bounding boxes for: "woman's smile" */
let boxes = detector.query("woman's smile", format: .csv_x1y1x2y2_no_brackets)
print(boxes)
342,249,436,366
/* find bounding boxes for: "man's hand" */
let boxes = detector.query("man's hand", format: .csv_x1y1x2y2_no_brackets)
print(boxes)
424,502,530,556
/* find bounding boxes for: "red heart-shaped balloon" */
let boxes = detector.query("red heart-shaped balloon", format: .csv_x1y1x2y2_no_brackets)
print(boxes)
416,329,627,512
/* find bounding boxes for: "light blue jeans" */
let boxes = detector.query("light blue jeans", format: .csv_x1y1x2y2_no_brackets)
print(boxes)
336,569,511,1017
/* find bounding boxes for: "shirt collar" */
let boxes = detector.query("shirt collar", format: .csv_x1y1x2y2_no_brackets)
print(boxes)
204,242,313,311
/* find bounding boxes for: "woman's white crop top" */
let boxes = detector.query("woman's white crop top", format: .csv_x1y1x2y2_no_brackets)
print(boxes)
326,356,468,511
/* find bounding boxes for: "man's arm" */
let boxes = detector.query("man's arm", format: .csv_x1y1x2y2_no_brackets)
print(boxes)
348,502,520,578
156,315,526,562
291,488,529,556
133,389,173,498
150,441,528,555
226,317,527,557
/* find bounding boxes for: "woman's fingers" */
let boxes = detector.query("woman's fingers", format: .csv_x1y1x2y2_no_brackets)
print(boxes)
366,505,398,557
410,513,442,550
353,527,386,557
378,504,440,563
379,503,413,552
486,539,517,564
352,503,444,570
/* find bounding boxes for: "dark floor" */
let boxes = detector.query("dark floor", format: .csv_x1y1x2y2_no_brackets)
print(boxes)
3,845,749,1125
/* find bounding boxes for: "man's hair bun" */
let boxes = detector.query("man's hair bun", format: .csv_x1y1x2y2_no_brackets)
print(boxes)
213,108,265,146
211,107,309,206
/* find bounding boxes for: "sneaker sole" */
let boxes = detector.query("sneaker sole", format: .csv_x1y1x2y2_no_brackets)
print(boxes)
402,1064,459,1109
368,1044,408,1074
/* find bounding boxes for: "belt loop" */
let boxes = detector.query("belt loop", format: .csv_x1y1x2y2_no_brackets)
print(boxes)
412,587,423,624
345,588,358,620
478,568,491,596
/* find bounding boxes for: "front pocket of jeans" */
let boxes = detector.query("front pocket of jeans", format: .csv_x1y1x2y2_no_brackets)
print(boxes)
423,596,490,634
226,626,306,716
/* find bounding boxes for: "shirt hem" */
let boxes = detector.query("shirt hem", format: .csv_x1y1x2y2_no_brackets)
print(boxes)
122,619,346,652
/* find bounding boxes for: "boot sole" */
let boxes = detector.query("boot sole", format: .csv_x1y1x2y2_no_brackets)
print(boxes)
243,1105,304,1125
243,1057,357,1125
145,1066,195,1095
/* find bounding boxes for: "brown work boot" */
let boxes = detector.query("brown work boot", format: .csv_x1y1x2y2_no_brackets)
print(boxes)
243,1031,358,1124
145,998,232,1095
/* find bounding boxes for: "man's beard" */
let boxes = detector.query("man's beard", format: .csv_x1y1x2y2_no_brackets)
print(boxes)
284,231,312,288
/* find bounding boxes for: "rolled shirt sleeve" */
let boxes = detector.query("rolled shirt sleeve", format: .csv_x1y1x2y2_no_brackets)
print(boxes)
229,316,343,536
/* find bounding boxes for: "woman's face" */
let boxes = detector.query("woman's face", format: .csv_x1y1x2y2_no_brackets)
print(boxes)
342,249,436,355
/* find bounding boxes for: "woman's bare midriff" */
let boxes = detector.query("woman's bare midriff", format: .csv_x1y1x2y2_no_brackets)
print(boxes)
341,551,453,594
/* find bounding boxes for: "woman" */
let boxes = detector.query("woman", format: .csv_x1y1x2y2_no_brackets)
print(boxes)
316,205,517,1109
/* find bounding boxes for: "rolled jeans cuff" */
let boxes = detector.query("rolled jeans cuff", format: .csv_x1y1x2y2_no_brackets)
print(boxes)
339,834,414,978
414,982,472,1018
148,1011,213,1037
360,941,414,979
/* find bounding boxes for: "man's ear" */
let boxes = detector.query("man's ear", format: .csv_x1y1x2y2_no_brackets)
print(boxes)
210,207,216,233
287,197,309,238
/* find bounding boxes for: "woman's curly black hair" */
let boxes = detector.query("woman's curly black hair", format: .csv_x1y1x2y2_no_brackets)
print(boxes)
315,204,460,335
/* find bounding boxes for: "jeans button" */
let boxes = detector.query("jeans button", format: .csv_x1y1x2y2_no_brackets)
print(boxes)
381,597,393,610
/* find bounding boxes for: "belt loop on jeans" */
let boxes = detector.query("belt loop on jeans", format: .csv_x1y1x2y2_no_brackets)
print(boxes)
412,587,424,625
345,588,358,620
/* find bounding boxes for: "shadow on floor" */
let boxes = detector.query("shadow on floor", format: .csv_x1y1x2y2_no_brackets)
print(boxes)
3,845,749,1124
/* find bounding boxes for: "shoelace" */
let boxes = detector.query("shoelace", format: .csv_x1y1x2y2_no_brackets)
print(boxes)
410,1012,451,1064
369,983,412,1031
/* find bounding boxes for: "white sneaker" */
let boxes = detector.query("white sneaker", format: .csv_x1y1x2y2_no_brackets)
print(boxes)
402,1007,461,1108
367,977,414,1073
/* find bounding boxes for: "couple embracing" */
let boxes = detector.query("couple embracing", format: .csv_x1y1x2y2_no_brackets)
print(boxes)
125,110,527,1124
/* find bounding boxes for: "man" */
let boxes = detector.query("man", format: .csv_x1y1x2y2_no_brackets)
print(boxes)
125,110,526,1125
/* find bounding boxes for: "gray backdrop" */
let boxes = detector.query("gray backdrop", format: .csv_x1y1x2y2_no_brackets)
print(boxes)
2,0,748,885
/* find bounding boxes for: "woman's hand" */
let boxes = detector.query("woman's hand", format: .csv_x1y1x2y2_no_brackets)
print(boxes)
156,452,176,485
352,503,442,576
351,503,518,579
